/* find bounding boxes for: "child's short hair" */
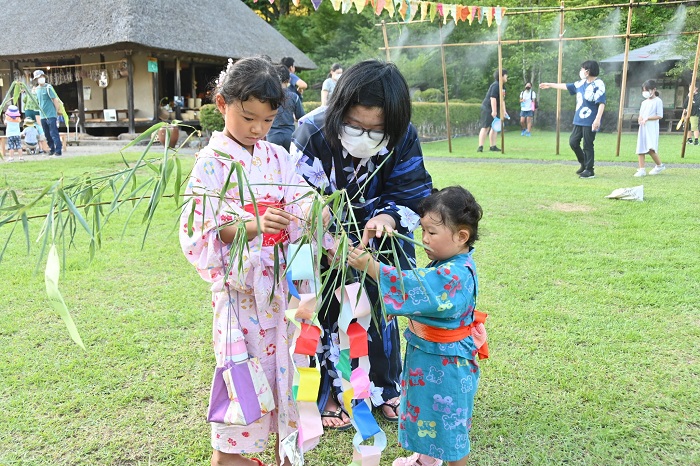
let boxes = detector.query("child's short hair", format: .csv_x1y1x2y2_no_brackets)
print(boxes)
213,56,285,110
417,186,483,247
277,64,291,84
581,60,600,77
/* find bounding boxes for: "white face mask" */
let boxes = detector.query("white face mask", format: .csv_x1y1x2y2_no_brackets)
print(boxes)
642,91,651,99
579,70,587,80
339,131,388,159
333,72,342,81
37,77,46,85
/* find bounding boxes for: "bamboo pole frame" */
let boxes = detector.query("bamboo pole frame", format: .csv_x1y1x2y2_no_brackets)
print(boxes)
497,22,505,153
377,2,700,158
615,1,635,158
439,22,453,152
556,2,564,155
680,33,700,159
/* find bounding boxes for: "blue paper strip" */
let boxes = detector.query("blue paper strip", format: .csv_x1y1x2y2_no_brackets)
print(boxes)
287,272,300,299
351,401,381,441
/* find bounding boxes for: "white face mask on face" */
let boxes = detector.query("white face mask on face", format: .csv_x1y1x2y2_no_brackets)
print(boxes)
37,77,46,85
642,91,651,99
339,131,388,159
579,70,587,80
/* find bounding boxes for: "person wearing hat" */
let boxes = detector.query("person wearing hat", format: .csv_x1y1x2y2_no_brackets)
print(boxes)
3,105,23,161
33,69,63,156
22,82,48,154
21,118,39,155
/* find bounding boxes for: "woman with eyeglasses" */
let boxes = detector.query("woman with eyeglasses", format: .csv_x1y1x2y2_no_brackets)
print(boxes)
291,59,433,431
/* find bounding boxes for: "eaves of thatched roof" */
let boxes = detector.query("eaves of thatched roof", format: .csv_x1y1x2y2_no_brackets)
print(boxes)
0,0,316,69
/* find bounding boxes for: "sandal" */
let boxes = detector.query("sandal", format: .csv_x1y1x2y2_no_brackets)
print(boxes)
250,459,270,466
378,397,400,422
392,453,443,466
320,405,353,431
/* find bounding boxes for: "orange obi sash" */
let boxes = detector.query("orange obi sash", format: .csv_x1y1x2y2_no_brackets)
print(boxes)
408,310,489,359
243,201,289,246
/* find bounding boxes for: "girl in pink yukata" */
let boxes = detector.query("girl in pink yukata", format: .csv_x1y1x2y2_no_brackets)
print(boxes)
180,56,329,466
347,186,486,466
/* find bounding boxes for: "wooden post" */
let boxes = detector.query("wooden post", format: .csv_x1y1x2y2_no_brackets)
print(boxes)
153,56,160,123
100,54,108,108
381,21,391,61
75,55,85,135
681,32,700,159
497,21,505,153
126,53,135,134
439,22,453,153
555,2,564,155
615,1,634,157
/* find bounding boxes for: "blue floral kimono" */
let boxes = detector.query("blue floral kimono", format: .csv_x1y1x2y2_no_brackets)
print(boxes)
291,108,433,411
378,251,481,462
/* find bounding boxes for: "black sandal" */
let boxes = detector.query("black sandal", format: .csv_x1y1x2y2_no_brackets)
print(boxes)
320,406,353,431
378,398,400,422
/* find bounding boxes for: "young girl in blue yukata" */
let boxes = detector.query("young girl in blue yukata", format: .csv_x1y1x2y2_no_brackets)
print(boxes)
347,186,488,466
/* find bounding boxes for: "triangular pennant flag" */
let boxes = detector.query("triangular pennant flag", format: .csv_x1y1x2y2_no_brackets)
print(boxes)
342,0,353,13
292,0,301,6
486,6,493,26
436,3,443,19
353,0,366,13
448,4,457,24
429,2,437,22
478,6,484,23
311,0,323,10
495,6,506,25
420,1,428,20
375,0,385,15
399,0,407,20
455,5,463,23
409,0,419,21
384,0,395,17
330,0,342,11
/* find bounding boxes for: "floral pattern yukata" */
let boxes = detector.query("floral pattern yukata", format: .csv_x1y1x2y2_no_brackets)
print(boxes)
378,251,481,462
291,109,433,411
180,132,317,456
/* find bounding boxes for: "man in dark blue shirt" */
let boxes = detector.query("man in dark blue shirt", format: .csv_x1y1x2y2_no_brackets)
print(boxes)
267,65,305,151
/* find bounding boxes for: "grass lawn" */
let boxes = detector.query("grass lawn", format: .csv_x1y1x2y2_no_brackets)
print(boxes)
422,130,700,165
0,140,698,465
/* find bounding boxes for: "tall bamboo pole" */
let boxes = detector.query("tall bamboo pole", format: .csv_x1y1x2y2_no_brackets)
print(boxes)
615,1,635,157
381,21,391,61
681,32,700,159
439,23,453,153
497,21,505,153
556,2,564,155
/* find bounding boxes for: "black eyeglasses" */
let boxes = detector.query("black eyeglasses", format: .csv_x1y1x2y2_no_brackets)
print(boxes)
342,124,386,142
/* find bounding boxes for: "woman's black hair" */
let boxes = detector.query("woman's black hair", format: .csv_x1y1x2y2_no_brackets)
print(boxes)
324,60,411,152
581,60,600,77
417,186,483,247
328,63,343,78
642,79,660,97
212,56,285,110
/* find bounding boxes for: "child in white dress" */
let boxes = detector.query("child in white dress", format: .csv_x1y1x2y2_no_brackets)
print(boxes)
634,80,666,177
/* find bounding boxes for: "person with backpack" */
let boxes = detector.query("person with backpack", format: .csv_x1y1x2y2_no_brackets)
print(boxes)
33,69,63,156
519,82,537,137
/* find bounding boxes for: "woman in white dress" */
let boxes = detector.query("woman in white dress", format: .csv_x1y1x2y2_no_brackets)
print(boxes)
634,79,666,177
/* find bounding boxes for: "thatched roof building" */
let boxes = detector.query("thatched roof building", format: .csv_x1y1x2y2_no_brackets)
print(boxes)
0,0,315,135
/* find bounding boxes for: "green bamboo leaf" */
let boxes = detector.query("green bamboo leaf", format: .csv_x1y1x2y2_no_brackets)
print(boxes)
174,157,183,207
120,122,167,153
57,189,94,241
45,244,85,350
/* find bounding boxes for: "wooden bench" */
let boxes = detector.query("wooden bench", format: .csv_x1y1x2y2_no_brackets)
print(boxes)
1,133,68,157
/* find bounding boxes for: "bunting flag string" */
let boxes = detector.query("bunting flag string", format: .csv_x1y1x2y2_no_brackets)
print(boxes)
269,0,507,26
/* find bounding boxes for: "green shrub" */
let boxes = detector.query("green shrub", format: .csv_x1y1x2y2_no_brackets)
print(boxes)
297,101,483,140
199,104,224,133
414,88,444,102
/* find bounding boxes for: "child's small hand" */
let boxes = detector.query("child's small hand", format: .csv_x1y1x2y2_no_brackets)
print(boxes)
259,207,292,235
347,245,379,280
